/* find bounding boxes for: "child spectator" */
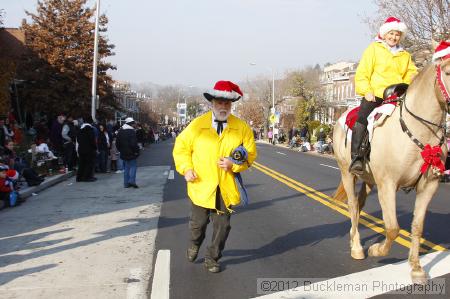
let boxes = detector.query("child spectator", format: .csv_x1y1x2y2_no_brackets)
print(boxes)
110,136,119,172
0,164,18,209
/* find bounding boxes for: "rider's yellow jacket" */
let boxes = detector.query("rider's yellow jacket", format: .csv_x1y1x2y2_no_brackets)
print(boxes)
355,41,418,99
173,111,257,210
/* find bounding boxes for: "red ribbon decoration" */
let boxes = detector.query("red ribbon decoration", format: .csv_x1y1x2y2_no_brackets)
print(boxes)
420,144,445,174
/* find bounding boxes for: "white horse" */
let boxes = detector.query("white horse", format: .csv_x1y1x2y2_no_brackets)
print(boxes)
333,58,449,284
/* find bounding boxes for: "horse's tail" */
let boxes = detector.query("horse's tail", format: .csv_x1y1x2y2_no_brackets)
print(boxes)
333,180,348,203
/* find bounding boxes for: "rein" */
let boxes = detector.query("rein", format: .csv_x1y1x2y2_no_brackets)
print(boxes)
396,64,448,187
399,65,448,151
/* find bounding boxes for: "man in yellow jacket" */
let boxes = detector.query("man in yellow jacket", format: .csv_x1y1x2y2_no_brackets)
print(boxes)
350,16,417,175
173,80,257,273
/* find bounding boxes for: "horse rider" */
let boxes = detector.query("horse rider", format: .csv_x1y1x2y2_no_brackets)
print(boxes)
173,80,257,273
350,16,418,175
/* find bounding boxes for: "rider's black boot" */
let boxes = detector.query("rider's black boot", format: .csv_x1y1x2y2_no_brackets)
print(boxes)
349,122,366,175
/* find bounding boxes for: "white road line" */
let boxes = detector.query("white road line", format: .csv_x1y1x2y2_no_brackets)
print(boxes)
126,268,145,299
252,250,450,299
168,170,175,180
319,163,340,170
150,250,170,299
276,152,287,156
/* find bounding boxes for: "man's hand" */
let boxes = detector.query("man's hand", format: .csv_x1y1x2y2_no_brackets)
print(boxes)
184,169,198,182
217,158,233,171
365,92,375,102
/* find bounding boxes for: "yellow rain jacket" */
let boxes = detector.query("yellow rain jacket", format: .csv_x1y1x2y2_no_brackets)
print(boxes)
173,111,257,210
355,41,417,99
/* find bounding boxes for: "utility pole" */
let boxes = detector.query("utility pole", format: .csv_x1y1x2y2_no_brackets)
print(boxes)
91,0,100,122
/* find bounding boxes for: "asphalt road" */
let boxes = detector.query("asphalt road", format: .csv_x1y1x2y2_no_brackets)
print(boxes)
149,139,449,299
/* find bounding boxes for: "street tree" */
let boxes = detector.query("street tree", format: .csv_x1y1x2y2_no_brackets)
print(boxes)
18,0,117,117
187,101,202,119
238,100,265,129
285,67,324,127
367,0,450,65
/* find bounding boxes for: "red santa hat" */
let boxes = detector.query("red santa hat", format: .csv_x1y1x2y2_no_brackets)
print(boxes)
6,169,18,180
203,81,243,102
379,17,407,39
432,41,450,61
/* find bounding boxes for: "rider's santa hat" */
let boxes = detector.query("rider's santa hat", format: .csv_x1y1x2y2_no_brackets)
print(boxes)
432,40,450,61
203,81,243,102
378,17,407,39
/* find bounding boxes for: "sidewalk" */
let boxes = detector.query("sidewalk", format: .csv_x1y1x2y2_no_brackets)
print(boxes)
256,139,335,160
0,165,170,298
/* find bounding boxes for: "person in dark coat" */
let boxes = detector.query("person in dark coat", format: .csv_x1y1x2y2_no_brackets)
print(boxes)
97,124,110,173
76,117,97,182
116,117,139,188
49,115,66,154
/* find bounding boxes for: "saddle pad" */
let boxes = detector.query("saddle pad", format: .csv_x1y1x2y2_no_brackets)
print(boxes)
339,103,396,142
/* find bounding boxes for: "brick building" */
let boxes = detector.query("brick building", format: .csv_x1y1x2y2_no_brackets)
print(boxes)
320,61,362,124
0,28,26,117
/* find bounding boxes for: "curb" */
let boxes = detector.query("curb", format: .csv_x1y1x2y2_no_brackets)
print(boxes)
18,171,75,200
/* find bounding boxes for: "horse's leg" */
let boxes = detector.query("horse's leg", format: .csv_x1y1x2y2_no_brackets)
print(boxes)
408,179,439,285
341,172,365,259
358,182,373,211
368,183,399,257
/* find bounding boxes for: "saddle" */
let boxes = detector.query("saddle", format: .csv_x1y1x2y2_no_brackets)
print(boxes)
346,83,409,163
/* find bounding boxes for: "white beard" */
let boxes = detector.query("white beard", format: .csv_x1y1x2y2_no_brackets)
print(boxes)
212,107,231,121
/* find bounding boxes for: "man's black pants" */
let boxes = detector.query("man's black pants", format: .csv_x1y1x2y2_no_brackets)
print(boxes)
189,188,231,262
77,153,95,181
63,142,75,171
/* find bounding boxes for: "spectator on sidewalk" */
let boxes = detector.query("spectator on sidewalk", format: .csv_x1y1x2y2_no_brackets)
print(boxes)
2,118,14,144
316,128,326,154
110,135,119,172
300,125,309,142
50,114,66,154
97,124,110,173
268,129,273,144
0,118,6,148
61,115,77,171
116,117,140,188
0,164,17,209
136,123,145,150
76,116,97,182
300,140,311,152
173,80,257,273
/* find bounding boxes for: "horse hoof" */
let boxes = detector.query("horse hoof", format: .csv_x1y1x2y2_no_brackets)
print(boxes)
351,249,365,260
368,243,386,257
411,270,427,285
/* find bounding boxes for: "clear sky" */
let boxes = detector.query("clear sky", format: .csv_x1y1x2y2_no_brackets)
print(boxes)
3,0,377,88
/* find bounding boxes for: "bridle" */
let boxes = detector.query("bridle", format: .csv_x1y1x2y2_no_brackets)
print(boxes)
399,64,449,151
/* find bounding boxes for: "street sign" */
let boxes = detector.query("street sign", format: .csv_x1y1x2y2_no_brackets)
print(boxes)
269,113,276,124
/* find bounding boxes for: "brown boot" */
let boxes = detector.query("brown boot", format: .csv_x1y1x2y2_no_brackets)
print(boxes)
186,244,199,262
204,258,221,273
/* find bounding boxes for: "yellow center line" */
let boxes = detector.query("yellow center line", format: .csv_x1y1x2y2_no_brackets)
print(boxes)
252,161,446,252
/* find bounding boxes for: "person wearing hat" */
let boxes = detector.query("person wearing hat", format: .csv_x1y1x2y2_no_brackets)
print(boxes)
116,117,140,188
350,16,418,175
0,164,16,209
173,80,257,273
